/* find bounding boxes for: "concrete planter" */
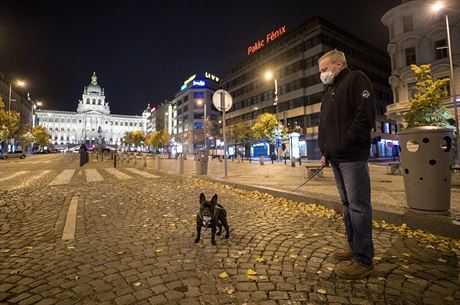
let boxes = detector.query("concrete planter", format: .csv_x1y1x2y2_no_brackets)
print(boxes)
398,126,453,213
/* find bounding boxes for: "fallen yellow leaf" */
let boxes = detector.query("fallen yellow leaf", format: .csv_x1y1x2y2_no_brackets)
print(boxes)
247,269,257,275
255,257,265,263
219,272,229,279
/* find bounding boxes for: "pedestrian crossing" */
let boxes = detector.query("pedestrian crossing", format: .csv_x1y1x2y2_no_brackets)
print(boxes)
0,168,159,189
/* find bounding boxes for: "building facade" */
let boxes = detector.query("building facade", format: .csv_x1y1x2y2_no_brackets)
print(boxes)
381,0,460,125
36,73,147,149
167,73,220,154
221,17,397,159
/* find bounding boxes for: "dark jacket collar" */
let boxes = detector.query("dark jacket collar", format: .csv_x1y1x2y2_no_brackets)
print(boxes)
333,67,350,85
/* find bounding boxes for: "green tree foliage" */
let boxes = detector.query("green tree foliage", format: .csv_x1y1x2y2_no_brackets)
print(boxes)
251,113,288,143
228,121,252,147
145,130,170,151
404,64,453,129
0,97,20,143
19,128,35,150
31,125,51,147
123,131,134,145
130,130,145,147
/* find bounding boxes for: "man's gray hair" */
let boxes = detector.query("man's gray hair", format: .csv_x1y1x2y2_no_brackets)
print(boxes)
318,49,347,67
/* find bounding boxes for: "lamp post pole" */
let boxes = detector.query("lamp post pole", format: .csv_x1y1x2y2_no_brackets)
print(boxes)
203,103,207,148
274,78,279,120
8,83,12,112
445,13,459,167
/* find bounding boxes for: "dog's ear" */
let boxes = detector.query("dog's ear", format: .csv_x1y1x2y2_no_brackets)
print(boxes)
200,193,206,203
211,194,218,204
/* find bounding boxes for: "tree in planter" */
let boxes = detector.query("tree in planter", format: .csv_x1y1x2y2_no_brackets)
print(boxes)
403,64,453,129
228,121,252,161
399,64,455,212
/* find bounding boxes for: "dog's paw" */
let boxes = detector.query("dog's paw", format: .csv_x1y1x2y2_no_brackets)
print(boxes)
225,234,229,239
211,241,217,246
194,239,200,243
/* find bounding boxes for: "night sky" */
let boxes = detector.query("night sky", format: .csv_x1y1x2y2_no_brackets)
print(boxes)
0,0,400,115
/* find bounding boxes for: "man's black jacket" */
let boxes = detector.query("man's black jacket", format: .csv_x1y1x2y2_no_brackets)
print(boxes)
318,68,376,162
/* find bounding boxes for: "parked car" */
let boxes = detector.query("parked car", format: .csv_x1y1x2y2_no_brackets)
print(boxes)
1,151,26,159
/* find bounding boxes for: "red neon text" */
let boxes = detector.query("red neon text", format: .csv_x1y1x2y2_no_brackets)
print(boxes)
247,26,286,55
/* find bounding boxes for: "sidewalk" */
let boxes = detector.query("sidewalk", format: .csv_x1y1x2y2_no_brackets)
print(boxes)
141,156,460,238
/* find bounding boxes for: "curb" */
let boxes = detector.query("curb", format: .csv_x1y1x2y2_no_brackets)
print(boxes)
193,175,460,239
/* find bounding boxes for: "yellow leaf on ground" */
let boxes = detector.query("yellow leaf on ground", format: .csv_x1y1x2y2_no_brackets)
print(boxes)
155,249,162,254
317,288,327,294
247,269,257,275
219,272,229,279
255,257,265,263
402,253,411,257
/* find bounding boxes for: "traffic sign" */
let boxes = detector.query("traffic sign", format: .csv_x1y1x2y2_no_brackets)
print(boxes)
212,90,233,112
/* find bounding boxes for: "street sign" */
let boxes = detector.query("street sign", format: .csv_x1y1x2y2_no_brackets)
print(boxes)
212,90,232,112
276,138,282,148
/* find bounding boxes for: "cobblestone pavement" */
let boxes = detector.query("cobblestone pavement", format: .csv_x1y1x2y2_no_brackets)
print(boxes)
0,154,459,305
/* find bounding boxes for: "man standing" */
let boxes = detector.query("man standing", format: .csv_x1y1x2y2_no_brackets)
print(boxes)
317,50,376,279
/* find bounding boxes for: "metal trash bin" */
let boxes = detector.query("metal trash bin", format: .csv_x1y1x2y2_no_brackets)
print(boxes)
196,150,208,175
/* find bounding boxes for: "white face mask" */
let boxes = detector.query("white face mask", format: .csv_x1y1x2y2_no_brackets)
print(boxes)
320,70,334,85
320,63,338,85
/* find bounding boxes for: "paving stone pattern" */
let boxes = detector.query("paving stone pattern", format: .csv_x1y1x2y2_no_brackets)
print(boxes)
0,155,459,304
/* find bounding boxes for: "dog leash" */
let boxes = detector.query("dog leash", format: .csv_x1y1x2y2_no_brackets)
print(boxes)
293,164,326,192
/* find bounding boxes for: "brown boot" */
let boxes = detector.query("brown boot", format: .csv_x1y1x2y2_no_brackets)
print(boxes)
333,248,352,261
336,260,373,279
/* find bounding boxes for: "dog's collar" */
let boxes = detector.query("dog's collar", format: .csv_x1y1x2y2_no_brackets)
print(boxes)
199,213,212,229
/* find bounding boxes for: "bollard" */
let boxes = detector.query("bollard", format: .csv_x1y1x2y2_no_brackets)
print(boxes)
155,155,161,170
177,156,184,174
101,152,104,162
143,154,146,167
114,153,117,168
291,158,296,167
134,154,137,165
259,155,264,165
298,158,301,165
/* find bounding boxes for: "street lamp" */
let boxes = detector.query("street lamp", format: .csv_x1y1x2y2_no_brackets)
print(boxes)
264,71,279,119
8,80,26,112
431,1,459,166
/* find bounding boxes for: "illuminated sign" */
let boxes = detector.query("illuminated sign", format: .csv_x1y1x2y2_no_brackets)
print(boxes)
247,26,286,55
180,74,197,90
183,74,196,85
205,72,220,82
192,80,205,86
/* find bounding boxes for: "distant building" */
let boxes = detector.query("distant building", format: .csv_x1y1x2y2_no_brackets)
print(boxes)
167,73,220,154
36,73,147,148
382,0,460,126
0,72,34,151
220,17,396,159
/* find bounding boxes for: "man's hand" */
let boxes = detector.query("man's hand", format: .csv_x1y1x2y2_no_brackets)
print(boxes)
320,156,329,166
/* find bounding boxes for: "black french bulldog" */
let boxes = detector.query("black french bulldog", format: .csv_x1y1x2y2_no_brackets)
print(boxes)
194,193,229,245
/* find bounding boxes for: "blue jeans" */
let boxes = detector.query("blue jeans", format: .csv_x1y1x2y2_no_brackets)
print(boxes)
331,160,374,266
